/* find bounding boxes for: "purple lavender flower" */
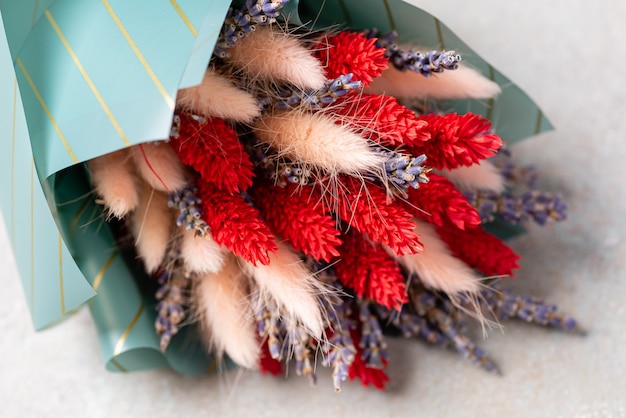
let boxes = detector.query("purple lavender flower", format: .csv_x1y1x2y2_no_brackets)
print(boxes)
321,297,357,392
479,288,580,333
358,303,389,369
168,186,210,237
306,261,359,391
366,29,461,76
377,149,429,192
428,308,499,373
491,148,538,188
466,190,567,226
214,0,290,58
265,74,363,110
403,285,499,373
153,247,194,352
289,325,317,385
377,304,449,346
255,296,285,360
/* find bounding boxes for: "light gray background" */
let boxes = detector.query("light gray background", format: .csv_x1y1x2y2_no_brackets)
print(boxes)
2,1,625,417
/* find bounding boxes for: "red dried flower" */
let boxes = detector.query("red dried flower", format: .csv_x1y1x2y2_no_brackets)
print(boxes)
198,181,277,265
335,230,408,310
348,329,389,390
313,31,388,87
251,182,342,262
331,176,422,255
404,173,481,230
170,114,254,194
333,94,430,147
410,113,502,170
437,225,520,277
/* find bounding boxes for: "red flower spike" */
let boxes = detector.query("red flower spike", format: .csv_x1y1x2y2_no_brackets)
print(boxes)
348,329,389,390
198,181,277,265
335,230,408,310
259,341,283,376
333,176,422,256
170,114,254,194
404,173,481,230
251,183,342,262
437,225,520,277
333,94,430,147
313,31,388,87
410,113,503,170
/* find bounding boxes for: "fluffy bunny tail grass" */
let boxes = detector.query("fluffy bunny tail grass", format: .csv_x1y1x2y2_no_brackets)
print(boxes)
240,241,325,338
195,255,259,369
367,64,501,100
253,111,386,176
227,27,326,90
89,148,139,219
176,68,261,123
130,142,187,193
392,222,481,295
180,228,226,274
439,160,505,193
131,185,172,273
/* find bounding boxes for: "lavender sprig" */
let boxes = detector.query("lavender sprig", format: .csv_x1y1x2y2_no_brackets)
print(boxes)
479,289,580,333
154,247,194,352
428,308,499,373
407,286,498,373
168,186,210,237
214,0,290,58
311,262,358,392
255,297,285,360
466,190,567,225
275,162,312,186
262,74,363,110
358,303,389,369
289,326,317,385
322,298,357,392
377,304,449,346
378,149,429,192
491,148,538,188
366,29,461,76
241,133,313,186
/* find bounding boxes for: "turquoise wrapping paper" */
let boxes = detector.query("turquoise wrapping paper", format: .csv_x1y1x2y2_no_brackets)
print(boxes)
0,0,550,373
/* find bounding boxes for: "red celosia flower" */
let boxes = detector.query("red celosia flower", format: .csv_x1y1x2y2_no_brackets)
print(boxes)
333,94,430,147
437,225,520,277
170,113,254,194
198,181,277,265
409,113,502,170
348,329,389,390
404,173,481,230
335,230,408,310
313,31,388,87
251,182,342,262
259,340,283,376
330,176,422,255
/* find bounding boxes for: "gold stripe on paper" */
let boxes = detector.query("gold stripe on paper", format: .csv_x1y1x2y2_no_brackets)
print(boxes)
92,251,118,291
102,0,175,109
113,302,145,356
45,10,131,147
170,0,198,37
16,57,78,163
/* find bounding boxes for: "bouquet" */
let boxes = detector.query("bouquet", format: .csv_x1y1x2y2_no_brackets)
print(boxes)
0,0,577,391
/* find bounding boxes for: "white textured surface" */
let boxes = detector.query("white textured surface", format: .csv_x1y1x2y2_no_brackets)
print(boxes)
3,1,626,417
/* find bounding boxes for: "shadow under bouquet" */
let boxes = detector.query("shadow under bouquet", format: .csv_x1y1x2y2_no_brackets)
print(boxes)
0,0,577,391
